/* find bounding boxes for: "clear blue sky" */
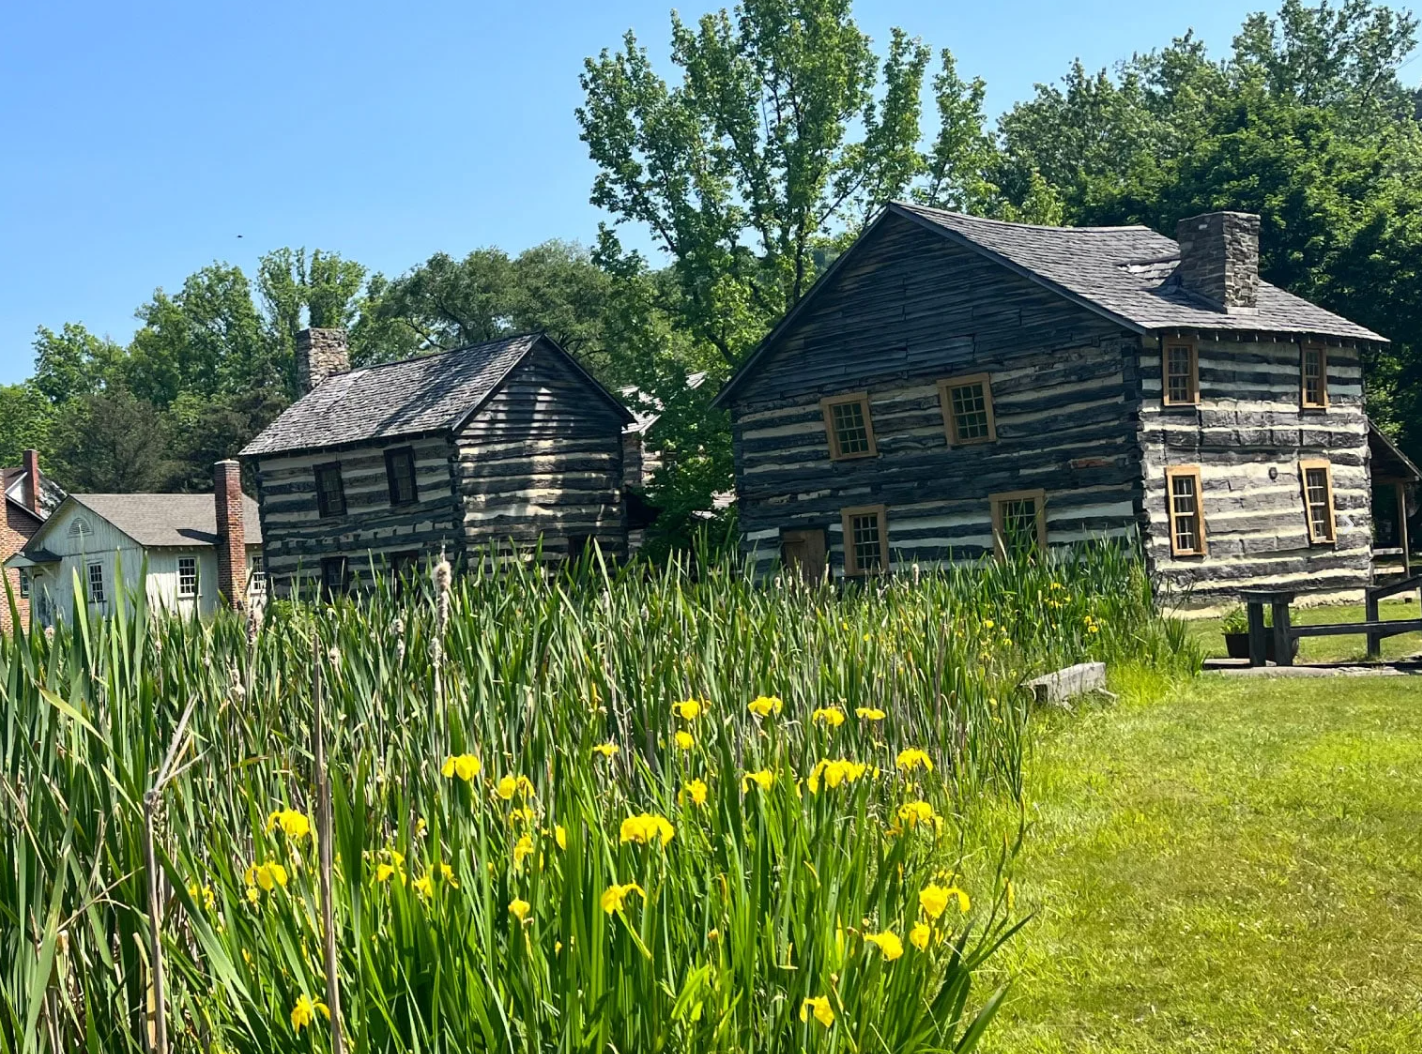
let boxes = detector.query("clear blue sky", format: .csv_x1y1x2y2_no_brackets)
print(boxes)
0,0,1267,385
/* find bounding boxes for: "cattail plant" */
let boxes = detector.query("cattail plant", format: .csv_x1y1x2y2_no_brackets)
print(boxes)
0,540,1196,1053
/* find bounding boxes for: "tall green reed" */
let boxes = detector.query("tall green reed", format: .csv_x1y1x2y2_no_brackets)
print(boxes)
0,543,1195,1053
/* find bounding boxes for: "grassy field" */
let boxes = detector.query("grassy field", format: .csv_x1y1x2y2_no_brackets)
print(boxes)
987,670,1422,1053
1185,599,1422,664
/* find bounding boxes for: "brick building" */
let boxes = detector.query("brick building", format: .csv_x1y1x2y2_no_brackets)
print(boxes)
1,450,63,633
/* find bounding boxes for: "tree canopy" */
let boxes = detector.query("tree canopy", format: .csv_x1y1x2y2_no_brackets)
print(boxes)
1,0,1418,546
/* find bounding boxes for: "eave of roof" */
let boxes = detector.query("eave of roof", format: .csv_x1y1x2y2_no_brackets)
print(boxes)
1369,421,1422,484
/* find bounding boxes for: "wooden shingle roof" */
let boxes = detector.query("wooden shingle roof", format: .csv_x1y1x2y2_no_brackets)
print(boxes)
894,203,1385,343
242,334,634,459
715,202,1386,407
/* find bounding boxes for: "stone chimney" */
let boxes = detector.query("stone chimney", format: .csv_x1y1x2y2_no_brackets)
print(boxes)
1175,211,1260,312
23,448,41,515
214,459,247,609
296,327,350,395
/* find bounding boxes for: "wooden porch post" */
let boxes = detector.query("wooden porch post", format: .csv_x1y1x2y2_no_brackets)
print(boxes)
1271,598,1295,667
1246,600,1268,667
1398,481,1411,579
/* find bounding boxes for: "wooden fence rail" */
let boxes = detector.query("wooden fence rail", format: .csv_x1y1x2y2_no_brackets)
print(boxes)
1241,575,1422,666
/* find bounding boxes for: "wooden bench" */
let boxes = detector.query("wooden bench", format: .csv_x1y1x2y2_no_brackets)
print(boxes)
1240,575,1422,667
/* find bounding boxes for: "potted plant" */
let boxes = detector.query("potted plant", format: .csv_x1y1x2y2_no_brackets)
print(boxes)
1221,607,1252,659
1220,606,1292,661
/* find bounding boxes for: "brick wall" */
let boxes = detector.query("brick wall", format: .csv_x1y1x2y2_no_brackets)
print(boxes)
1,502,40,633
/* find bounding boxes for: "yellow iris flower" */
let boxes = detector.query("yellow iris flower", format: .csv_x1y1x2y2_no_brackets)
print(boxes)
619,813,675,847
920,883,970,920
513,833,536,867
895,748,934,773
265,808,311,840
747,695,783,718
806,758,867,793
509,897,531,922
497,774,535,800
741,768,775,792
244,861,288,893
600,881,645,914
909,921,931,950
897,800,935,828
674,730,695,750
592,742,619,758
854,706,886,721
800,995,835,1027
812,706,846,727
681,778,708,806
290,995,330,1033
441,754,482,781
865,929,904,961
186,882,216,911
672,698,703,720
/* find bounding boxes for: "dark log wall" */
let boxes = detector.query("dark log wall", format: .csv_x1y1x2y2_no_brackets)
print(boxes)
254,435,462,591
730,213,1142,574
1137,337,1371,597
455,346,628,561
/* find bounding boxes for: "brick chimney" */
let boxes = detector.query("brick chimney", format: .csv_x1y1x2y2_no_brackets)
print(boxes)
296,327,350,395
23,449,41,515
1175,211,1260,312
214,459,247,609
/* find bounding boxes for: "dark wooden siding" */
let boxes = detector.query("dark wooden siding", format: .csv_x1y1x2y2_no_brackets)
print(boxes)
455,346,628,560
1137,337,1371,598
730,212,1141,573
254,435,461,591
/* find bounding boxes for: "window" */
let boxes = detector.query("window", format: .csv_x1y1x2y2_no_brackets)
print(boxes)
1164,466,1207,557
840,505,889,576
1301,344,1328,408
18,570,30,600
177,556,198,598
68,517,92,540
937,373,997,446
385,447,419,506
990,490,1048,559
820,393,878,461
1300,459,1337,544
249,553,266,594
321,556,349,597
1162,340,1199,406
87,561,106,603
385,551,421,596
315,463,346,518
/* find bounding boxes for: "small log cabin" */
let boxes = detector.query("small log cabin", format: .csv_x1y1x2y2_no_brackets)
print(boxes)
241,329,634,594
713,204,1418,600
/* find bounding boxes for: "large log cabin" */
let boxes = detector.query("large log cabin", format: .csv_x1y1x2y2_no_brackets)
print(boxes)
713,204,1418,600
241,329,634,595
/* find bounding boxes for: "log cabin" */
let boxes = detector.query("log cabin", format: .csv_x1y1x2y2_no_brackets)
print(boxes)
241,329,634,595
712,203,1419,600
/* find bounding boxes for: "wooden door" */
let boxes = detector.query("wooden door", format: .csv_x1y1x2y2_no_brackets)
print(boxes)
781,528,827,585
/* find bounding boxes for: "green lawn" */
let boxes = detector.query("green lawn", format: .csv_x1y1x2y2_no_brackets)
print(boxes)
985,670,1422,1054
1186,599,1422,664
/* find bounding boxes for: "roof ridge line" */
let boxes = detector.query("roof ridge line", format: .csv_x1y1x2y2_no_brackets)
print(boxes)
343,332,542,377
891,200,1153,233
